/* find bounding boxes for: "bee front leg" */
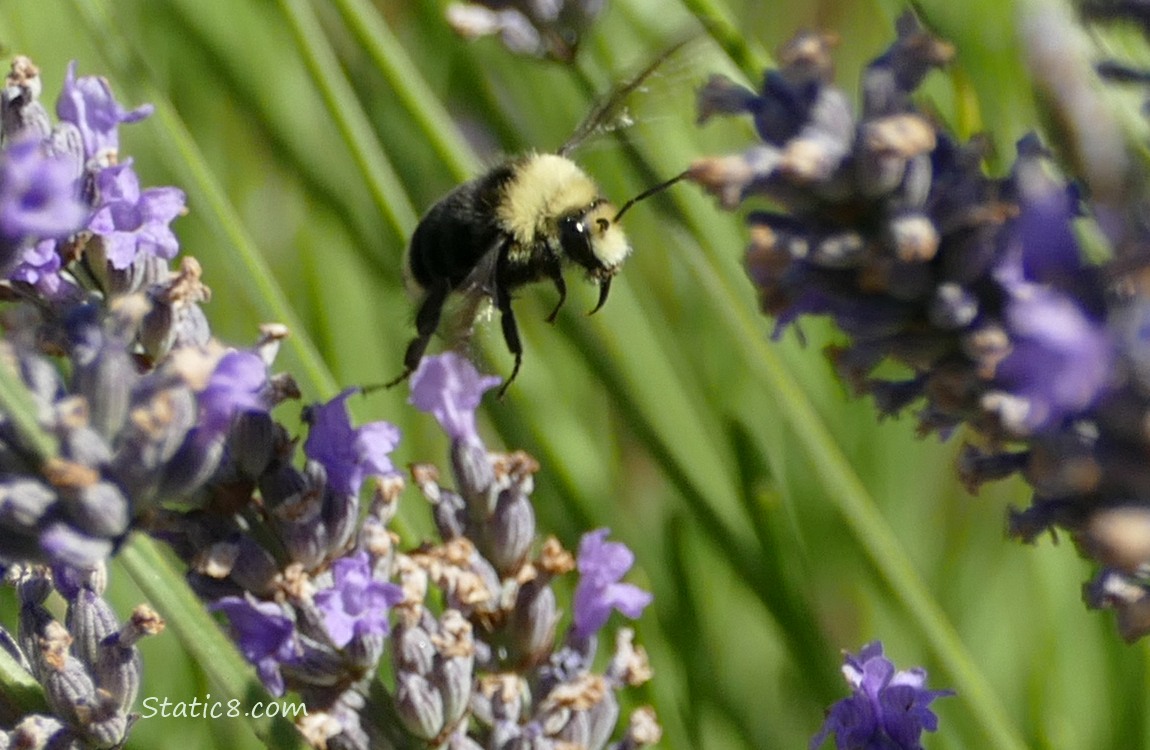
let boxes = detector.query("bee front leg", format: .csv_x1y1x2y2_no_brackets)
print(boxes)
495,283,523,398
385,278,451,388
545,264,566,323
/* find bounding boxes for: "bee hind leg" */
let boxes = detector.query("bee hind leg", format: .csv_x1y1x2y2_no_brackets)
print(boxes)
385,278,451,388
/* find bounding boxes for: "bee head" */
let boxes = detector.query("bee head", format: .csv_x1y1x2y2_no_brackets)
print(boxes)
559,200,631,314
560,201,631,277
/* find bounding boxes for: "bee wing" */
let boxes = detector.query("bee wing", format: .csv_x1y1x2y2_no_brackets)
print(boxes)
559,34,699,157
439,240,503,347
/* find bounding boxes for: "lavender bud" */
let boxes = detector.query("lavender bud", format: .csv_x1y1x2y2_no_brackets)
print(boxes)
451,437,497,515
448,734,485,750
93,619,149,714
1084,569,1150,642
432,610,474,727
2,57,49,143
39,524,113,567
393,618,436,677
487,484,536,575
582,689,619,750
228,411,277,480
227,536,280,596
61,481,129,538
65,585,118,671
109,381,198,501
511,578,558,667
1077,507,1150,573
395,672,444,741
8,714,69,749
67,310,137,440
321,488,360,558
0,478,55,532
413,463,468,540
139,257,212,359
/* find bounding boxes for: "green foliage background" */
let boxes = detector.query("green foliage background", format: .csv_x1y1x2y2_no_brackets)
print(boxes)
0,0,1142,748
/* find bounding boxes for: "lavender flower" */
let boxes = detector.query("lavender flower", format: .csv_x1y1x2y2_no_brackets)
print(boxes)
811,642,953,750
55,61,152,166
303,387,400,496
0,138,85,272
212,595,300,697
196,349,269,439
9,238,74,298
87,160,186,269
314,550,403,648
572,528,652,642
410,350,501,443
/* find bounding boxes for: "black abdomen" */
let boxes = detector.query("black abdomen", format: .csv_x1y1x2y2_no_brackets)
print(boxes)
408,164,516,290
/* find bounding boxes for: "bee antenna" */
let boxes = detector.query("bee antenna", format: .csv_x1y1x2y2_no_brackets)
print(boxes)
613,170,689,223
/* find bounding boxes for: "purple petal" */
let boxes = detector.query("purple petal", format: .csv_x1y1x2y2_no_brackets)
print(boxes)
304,389,401,496
409,352,500,442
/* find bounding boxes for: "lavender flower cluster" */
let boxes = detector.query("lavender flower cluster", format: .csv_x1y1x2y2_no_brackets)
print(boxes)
0,53,660,749
151,351,653,750
811,642,952,750
0,55,214,569
689,11,1150,642
195,352,658,750
2,564,162,749
0,55,307,748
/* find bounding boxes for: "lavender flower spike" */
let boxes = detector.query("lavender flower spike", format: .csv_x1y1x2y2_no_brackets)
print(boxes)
811,641,953,750
304,388,401,496
571,529,652,642
410,352,501,443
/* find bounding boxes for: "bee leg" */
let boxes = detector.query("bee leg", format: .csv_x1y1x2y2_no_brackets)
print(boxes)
495,283,522,398
385,278,451,388
588,276,612,315
545,265,567,323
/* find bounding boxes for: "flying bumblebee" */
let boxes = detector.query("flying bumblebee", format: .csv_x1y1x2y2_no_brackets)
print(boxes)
386,44,689,396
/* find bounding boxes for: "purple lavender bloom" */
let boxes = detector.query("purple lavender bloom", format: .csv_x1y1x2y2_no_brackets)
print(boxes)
811,642,953,750
197,351,268,439
571,529,652,641
409,352,500,443
993,264,1114,433
0,139,86,270
212,595,299,697
87,161,185,269
9,238,74,298
55,61,152,162
314,550,404,648
303,388,400,496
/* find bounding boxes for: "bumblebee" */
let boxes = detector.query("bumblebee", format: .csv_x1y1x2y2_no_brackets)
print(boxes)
387,45,688,396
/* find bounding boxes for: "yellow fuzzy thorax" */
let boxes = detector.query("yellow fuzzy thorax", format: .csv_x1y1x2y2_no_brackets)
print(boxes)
497,153,600,246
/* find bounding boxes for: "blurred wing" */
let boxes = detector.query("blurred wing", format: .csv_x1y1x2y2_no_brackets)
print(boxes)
439,240,502,347
559,34,700,157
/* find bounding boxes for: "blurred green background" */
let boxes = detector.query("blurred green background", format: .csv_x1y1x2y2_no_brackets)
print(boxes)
1,0,1144,748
